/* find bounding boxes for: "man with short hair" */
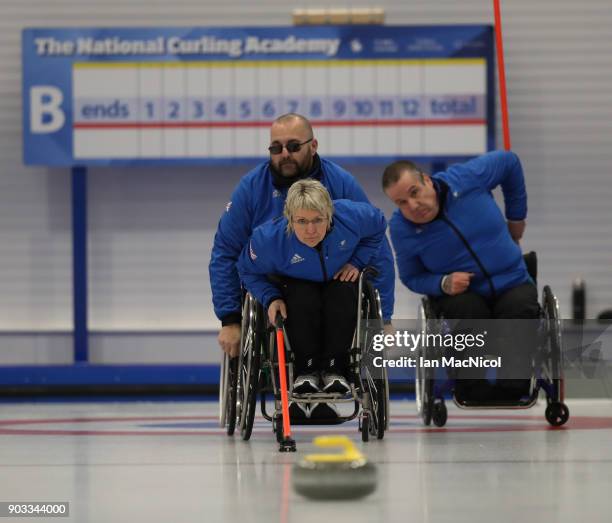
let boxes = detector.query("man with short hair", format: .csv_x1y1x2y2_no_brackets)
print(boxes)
382,151,538,400
209,113,395,359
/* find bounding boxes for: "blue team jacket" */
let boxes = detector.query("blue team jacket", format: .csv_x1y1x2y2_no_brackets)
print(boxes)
389,151,530,297
209,157,395,321
237,200,387,310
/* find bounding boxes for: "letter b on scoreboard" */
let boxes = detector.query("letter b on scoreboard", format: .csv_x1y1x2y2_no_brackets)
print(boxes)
30,86,66,133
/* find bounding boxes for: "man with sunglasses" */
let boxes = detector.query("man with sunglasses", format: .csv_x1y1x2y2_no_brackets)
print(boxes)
209,113,395,361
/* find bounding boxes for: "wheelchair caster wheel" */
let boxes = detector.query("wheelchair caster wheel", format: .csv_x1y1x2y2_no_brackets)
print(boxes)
545,402,570,427
361,414,370,442
432,399,447,427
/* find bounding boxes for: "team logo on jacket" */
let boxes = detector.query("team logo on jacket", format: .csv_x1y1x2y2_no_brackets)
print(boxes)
225,201,232,212
272,189,281,198
290,253,304,264
339,239,347,249
350,39,363,53
249,241,257,260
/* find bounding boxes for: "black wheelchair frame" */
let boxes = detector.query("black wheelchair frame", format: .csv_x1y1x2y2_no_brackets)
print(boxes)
415,252,570,428
219,268,390,445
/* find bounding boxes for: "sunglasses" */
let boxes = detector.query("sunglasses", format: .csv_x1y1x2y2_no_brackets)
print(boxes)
268,138,313,155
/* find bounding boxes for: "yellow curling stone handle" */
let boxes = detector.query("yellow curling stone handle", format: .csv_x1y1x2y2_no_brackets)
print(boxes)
303,435,366,464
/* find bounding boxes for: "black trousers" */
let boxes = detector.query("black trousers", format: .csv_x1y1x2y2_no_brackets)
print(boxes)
431,282,539,320
278,278,358,375
431,283,539,398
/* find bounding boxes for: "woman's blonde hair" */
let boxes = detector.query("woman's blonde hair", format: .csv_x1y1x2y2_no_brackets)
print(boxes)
284,179,334,234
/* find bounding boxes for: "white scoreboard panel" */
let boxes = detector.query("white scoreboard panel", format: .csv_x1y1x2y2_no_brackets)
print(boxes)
24,26,494,165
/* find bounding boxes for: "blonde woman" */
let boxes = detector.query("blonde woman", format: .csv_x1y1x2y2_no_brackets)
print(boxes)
237,179,388,419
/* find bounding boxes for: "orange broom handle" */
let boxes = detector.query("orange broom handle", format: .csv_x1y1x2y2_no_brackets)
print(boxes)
275,320,292,439
493,0,511,151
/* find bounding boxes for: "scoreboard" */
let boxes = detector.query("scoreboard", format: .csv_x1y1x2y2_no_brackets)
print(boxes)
23,26,494,166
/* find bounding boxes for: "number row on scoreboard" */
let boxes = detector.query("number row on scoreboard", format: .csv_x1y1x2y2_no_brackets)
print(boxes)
73,95,484,124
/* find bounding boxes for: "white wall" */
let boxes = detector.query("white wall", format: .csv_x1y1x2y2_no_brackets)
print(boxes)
1,0,611,364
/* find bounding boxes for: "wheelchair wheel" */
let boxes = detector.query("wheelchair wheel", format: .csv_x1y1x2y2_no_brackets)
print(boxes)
545,402,570,426
363,367,387,440
218,353,238,435
234,296,250,427
416,299,435,426
361,283,387,439
542,286,569,426
238,294,263,441
219,352,228,426
364,279,383,322
357,279,384,365
432,399,448,427
542,286,564,401
361,414,370,442
373,376,388,439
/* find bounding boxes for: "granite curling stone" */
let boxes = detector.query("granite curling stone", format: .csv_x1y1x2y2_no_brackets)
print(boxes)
293,435,377,500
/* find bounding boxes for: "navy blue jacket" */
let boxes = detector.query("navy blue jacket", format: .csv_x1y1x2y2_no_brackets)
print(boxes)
389,151,530,297
209,157,395,322
237,200,387,310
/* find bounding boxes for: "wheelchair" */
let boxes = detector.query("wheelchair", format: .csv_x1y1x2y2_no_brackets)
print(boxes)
219,267,390,447
415,252,570,428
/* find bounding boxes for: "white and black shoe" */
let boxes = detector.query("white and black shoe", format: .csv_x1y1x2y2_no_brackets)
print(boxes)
321,372,351,394
310,402,339,420
293,373,320,394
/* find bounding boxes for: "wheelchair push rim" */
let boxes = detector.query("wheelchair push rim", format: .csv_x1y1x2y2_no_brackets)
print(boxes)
239,294,263,440
358,278,388,439
219,352,238,436
416,300,435,425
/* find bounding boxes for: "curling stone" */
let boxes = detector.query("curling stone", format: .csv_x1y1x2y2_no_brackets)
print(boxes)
292,436,377,500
